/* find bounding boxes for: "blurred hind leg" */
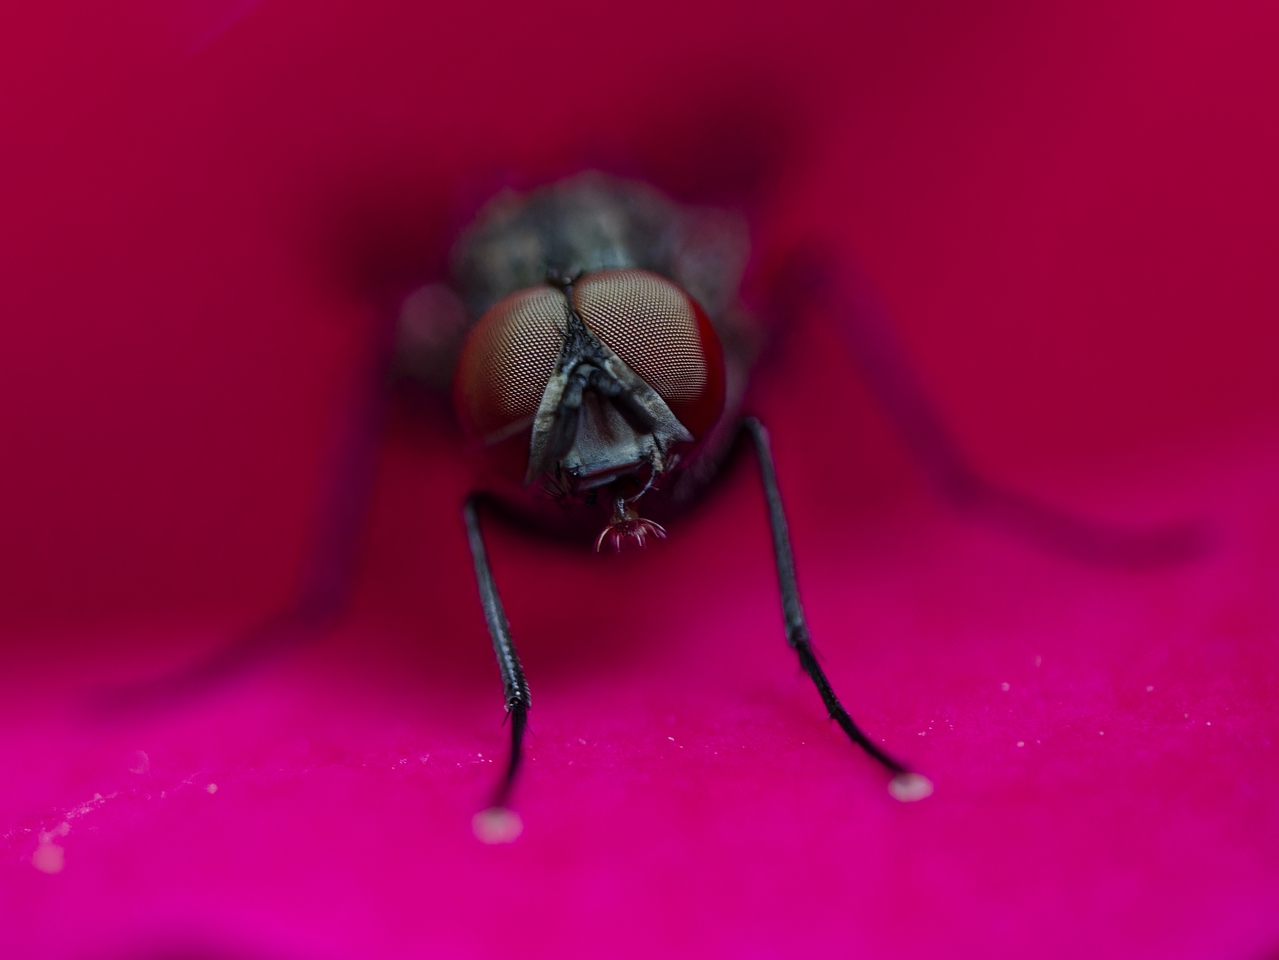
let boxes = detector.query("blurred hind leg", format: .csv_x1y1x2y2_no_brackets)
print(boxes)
769,246,1207,569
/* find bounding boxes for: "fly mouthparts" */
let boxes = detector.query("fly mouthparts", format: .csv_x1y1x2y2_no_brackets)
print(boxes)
569,459,647,492
594,513,667,553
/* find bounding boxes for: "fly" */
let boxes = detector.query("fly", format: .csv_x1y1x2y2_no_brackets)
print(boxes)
107,169,1202,842
407,173,933,825
392,171,1201,837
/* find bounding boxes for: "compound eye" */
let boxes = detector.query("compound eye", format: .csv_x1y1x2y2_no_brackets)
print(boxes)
453,286,566,441
572,270,725,438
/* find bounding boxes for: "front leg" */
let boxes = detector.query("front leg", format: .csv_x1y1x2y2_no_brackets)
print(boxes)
462,496,532,842
742,417,933,802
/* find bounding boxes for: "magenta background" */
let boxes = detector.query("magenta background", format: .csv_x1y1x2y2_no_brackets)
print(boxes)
2,1,1278,957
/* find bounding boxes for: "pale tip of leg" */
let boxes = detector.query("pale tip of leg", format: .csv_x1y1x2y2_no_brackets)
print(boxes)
888,772,934,802
472,806,523,844
32,842,65,874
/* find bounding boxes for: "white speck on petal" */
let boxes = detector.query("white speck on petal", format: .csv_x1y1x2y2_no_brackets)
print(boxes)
37,822,70,844
1034,656,1042,667
206,784,218,794
1001,682,1010,692
127,750,150,774
472,807,523,844
1017,741,1025,747
888,773,934,802
1146,685,1154,692
32,843,64,874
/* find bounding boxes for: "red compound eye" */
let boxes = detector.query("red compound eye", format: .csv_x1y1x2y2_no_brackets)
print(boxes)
453,270,726,447
453,286,566,441
572,270,725,439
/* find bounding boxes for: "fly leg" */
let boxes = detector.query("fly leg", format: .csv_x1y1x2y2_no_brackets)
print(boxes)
95,323,394,714
742,417,932,803
772,247,1208,568
463,496,532,840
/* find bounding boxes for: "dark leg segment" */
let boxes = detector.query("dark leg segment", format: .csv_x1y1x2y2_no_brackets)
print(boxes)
769,247,1207,569
743,418,926,796
463,496,531,810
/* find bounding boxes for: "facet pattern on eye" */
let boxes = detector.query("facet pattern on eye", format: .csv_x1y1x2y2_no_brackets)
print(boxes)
456,286,566,435
574,270,708,405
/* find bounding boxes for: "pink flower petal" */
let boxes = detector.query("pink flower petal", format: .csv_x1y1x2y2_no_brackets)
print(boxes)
2,2,1277,958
